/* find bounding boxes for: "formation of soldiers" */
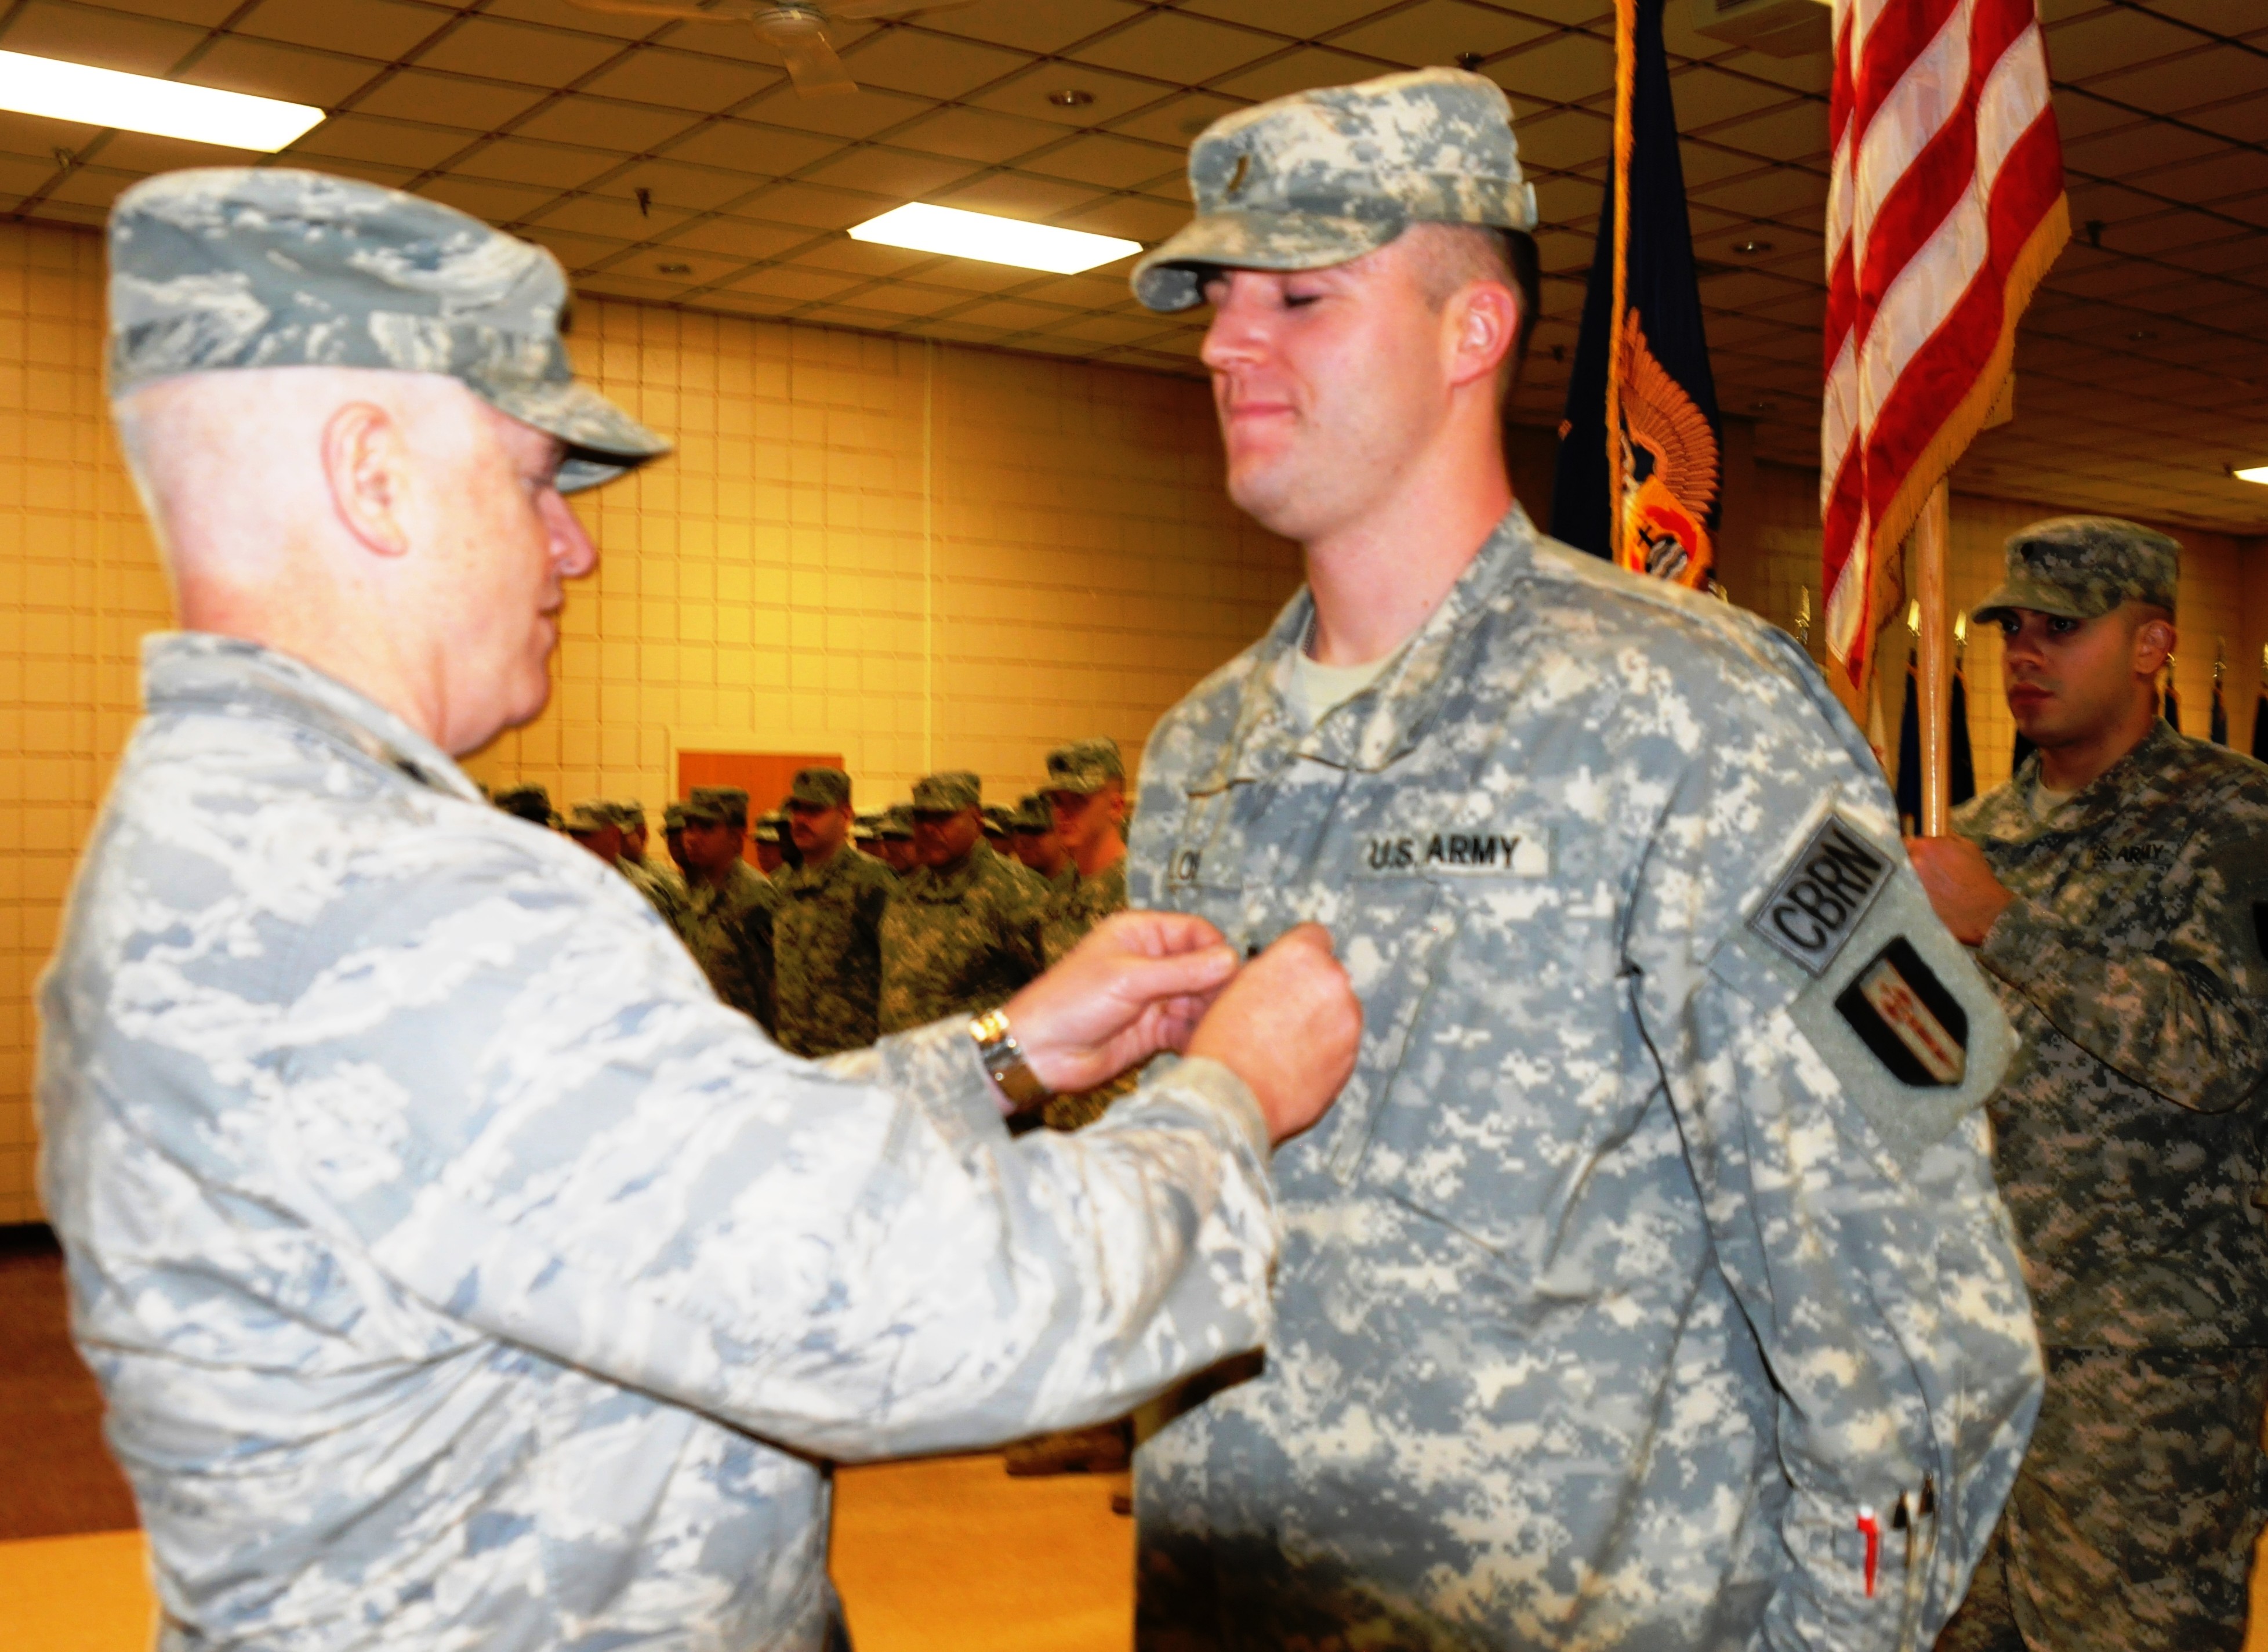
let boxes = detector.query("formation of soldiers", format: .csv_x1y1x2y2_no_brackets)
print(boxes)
488,736,1132,1122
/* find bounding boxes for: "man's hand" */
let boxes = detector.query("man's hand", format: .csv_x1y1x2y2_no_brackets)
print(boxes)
1003,911,1241,1097
1904,835,2015,945
1186,924,1362,1146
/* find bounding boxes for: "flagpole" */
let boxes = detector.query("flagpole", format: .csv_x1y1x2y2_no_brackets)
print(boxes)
1913,479,1952,834
1605,0,1636,568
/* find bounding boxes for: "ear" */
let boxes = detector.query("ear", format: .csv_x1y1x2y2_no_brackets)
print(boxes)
1445,281,1519,392
2133,615,2176,676
322,401,413,557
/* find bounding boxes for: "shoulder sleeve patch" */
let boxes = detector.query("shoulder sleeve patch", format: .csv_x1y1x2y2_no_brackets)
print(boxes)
1713,807,2016,1174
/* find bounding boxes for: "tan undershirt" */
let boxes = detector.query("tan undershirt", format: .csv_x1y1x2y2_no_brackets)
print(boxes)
1288,649,1393,726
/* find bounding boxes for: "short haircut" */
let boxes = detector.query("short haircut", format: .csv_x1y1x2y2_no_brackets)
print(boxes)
1410,223,1542,389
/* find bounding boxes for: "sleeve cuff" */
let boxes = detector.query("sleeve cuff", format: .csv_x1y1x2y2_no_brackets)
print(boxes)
1122,1052,1271,1164
819,1016,1006,1152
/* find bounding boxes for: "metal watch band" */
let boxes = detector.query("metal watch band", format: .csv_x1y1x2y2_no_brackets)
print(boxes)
968,1008,1051,1107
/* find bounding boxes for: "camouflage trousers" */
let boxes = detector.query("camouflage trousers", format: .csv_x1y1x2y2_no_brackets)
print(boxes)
1937,1346,2268,1652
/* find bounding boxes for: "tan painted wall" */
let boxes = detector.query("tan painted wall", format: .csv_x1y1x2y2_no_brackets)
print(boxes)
0,219,1299,1224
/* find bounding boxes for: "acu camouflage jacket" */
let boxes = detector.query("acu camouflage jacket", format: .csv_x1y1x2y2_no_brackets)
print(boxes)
1128,505,2042,1652
1957,719,2268,1350
37,635,1282,1652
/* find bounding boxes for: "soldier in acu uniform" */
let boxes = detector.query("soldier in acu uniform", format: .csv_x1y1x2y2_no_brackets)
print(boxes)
1122,68,2043,1651
1908,520,2268,1652
879,771,1050,1034
875,803,916,876
753,809,790,875
679,785,779,1032
772,766,898,1057
565,799,686,933
1011,791,1075,891
616,797,684,901
1042,737,1132,967
39,166,1362,1652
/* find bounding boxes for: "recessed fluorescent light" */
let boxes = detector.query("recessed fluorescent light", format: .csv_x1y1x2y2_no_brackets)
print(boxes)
0,50,323,151
2234,465,2268,485
848,203,1138,274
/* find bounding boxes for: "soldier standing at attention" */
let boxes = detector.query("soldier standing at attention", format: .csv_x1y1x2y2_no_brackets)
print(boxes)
1122,68,2043,1650
1908,520,2268,1652
875,803,917,876
879,771,1049,1034
1043,737,1133,966
565,800,685,932
661,798,693,881
1011,791,1075,892
772,766,899,1057
679,785,779,1034
753,809,790,875
618,798,684,898
42,166,1364,1652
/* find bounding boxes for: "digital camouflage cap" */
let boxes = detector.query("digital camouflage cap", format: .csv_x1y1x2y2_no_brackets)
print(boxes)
493,782,552,825
106,168,669,492
1132,67,1538,314
911,771,981,813
564,802,614,835
1012,793,1053,834
690,785,750,828
877,805,914,840
789,767,851,809
1972,516,2181,625
1044,737,1126,796
753,812,785,846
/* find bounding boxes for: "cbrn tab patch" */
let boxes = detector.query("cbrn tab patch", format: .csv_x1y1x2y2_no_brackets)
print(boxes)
1748,813,1892,977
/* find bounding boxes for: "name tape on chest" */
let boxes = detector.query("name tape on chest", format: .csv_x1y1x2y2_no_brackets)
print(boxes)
1750,814,1891,977
1359,830,1550,878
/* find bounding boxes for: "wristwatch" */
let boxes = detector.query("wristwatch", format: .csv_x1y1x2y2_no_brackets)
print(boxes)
968,1008,1052,1108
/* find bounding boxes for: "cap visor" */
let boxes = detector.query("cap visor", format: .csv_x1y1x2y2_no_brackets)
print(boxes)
1971,581,2101,625
482,376,672,494
1131,209,1407,312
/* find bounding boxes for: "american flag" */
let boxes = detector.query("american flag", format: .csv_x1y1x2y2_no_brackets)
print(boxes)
1821,0,2067,704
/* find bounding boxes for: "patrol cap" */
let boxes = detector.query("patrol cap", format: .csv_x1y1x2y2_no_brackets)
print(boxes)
852,811,880,843
1132,67,1538,314
1044,737,1125,796
1972,516,2180,625
911,771,981,813
788,767,851,809
564,801,613,835
106,168,669,492
982,804,1014,835
493,782,552,826
877,805,915,840
753,811,784,846
679,793,730,828
662,801,690,830
605,800,646,830
690,785,749,828
1012,793,1053,834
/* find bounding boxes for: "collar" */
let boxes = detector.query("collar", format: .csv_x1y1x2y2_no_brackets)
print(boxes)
905,841,997,900
1184,502,1541,796
141,632,478,801
1994,718,2184,840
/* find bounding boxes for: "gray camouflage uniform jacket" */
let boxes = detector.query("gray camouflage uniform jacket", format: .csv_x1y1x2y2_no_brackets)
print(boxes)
1956,720,2268,1349
1127,506,2042,1651
37,634,1281,1652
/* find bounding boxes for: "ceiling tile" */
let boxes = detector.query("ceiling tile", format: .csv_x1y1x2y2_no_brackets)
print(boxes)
2042,8,2200,82
661,215,810,262
2092,51,2268,121
1487,30,1616,110
886,104,1059,164
511,94,698,152
733,179,875,229
967,62,1181,129
1058,191,1188,242
1070,9,1291,82
1017,131,1180,190
660,119,837,177
80,0,239,23
576,45,783,112
187,37,382,107
800,143,985,200
0,1,201,77
1102,89,1242,148
936,169,1103,220
597,247,745,287
1670,66,1805,132
412,17,629,89
351,70,552,132
723,264,865,302
0,107,100,160
1330,0,1552,68
1211,44,1383,102
948,297,1080,331
233,0,444,61
451,135,624,193
528,191,697,241
930,0,1145,55
1509,104,1612,170
837,25,1030,100
732,79,934,140
286,112,470,171
1179,0,1385,38
418,174,564,226
517,224,633,272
